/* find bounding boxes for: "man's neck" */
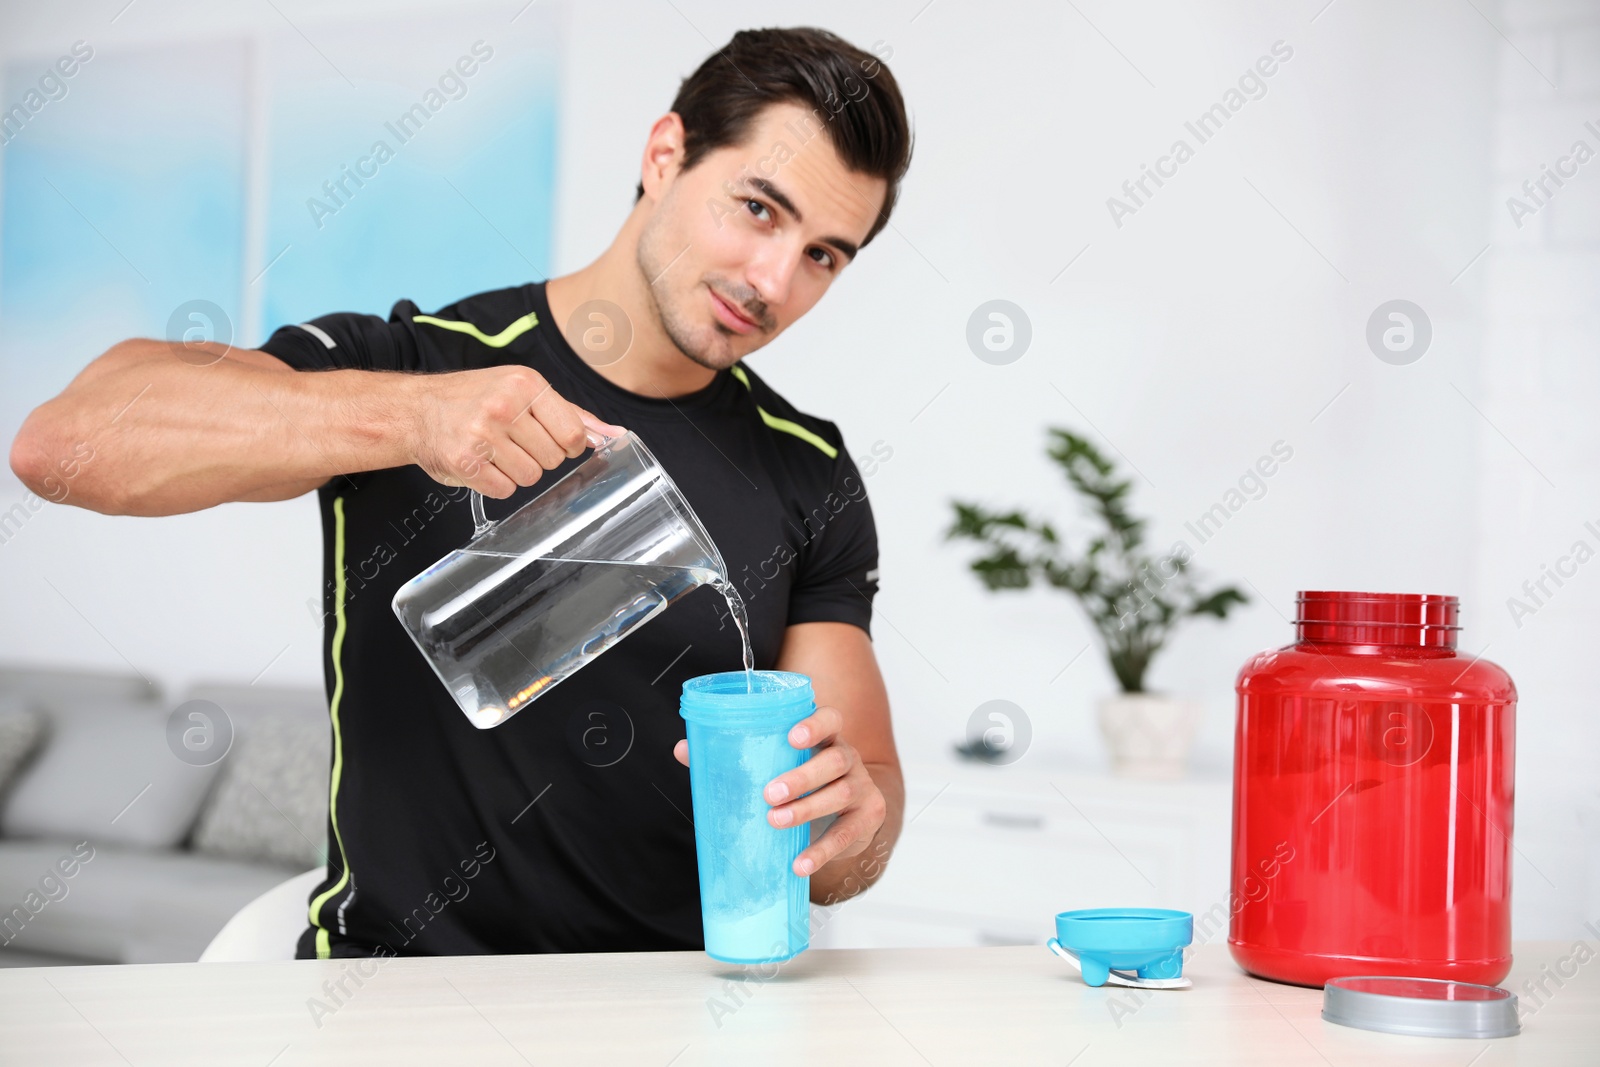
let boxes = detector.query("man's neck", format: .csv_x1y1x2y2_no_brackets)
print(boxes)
546,217,719,400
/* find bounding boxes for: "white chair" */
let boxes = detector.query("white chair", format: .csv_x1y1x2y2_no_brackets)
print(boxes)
199,867,324,962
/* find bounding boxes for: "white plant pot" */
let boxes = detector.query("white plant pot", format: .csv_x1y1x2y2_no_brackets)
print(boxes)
1096,693,1200,780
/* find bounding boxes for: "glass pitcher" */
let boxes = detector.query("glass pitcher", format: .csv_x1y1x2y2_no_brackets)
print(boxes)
392,431,729,729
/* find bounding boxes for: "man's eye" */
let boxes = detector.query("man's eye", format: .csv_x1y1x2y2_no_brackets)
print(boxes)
745,199,770,222
809,247,836,270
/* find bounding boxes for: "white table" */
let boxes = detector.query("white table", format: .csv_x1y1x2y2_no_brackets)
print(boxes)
0,943,1592,1065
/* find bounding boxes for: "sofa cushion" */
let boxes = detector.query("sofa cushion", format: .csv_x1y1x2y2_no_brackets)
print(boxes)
191,713,329,869
0,838,297,963
185,684,329,869
0,698,47,800
1,700,222,849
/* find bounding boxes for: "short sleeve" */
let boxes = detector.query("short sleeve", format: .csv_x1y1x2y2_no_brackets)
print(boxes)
787,451,880,635
258,305,427,373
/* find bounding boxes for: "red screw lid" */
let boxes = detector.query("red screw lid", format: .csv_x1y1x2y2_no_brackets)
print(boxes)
1295,590,1460,650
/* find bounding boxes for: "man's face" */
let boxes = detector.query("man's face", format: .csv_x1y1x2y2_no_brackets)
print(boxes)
636,102,887,371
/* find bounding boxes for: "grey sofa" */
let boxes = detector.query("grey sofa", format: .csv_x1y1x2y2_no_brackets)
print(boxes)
0,666,328,965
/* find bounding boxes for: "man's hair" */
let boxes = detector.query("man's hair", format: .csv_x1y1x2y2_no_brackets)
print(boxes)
635,27,912,248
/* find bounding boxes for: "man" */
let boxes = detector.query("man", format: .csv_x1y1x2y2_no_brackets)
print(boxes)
9,27,912,959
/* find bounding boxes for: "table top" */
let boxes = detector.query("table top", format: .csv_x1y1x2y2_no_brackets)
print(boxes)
0,942,1593,1065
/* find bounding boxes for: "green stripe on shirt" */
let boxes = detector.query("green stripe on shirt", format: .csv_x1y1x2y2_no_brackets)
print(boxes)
729,365,839,459
414,311,539,348
309,495,354,958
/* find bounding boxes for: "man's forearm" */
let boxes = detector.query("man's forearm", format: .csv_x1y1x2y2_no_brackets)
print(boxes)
810,760,905,905
10,339,417,516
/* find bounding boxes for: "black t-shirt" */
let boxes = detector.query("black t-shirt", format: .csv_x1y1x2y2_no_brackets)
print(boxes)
258,281,879,958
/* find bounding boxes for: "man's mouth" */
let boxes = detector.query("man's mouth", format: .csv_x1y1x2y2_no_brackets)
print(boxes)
708,287,761,334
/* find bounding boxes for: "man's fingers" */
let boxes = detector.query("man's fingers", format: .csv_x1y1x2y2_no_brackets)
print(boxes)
787,706,843,749
486,435,546,490
673,739,689,767
450,438,523,498
765,742,852,803
507,418,569,471
466,463,518,500
527,390,590,459
578,407,626,443
768,776,852,828
795,808,872,876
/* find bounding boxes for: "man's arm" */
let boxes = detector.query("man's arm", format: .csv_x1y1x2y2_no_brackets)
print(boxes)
8,338,621,516
676,620,903,904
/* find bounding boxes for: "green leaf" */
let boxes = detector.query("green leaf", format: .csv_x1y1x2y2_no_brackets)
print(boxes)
971,549,1032,591
1188,587,1249,618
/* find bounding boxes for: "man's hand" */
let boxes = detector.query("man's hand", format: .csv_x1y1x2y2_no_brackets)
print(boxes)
410,364,624,498
671,704,889,878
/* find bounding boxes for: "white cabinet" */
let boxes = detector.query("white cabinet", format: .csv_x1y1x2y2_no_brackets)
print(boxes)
812,758,1234,949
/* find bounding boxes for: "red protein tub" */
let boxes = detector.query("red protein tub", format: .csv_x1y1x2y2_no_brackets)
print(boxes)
1229,591,1516,987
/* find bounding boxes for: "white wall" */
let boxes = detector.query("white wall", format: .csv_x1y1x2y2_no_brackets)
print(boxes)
2,0,1595,938
1473,0,1600,937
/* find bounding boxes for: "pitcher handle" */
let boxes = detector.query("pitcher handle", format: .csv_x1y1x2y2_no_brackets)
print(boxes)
469,491,492,536
467,429,626,537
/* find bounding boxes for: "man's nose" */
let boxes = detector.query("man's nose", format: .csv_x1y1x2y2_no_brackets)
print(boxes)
744,242,800,313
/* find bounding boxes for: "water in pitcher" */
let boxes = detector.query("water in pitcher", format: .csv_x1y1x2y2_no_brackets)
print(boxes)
408,551,754,728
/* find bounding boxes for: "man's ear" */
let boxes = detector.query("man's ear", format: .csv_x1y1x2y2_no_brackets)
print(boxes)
639,112,688,204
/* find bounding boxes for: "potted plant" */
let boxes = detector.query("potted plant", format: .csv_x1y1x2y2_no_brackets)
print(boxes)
947,428,1248,778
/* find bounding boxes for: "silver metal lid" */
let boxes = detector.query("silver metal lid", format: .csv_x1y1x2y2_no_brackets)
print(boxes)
1322,976,1520,1039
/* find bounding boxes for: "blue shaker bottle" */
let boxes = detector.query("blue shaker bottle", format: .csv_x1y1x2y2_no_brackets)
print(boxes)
680,671,814,964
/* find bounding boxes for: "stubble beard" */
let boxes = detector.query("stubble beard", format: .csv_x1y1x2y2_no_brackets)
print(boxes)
634,203,738,373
